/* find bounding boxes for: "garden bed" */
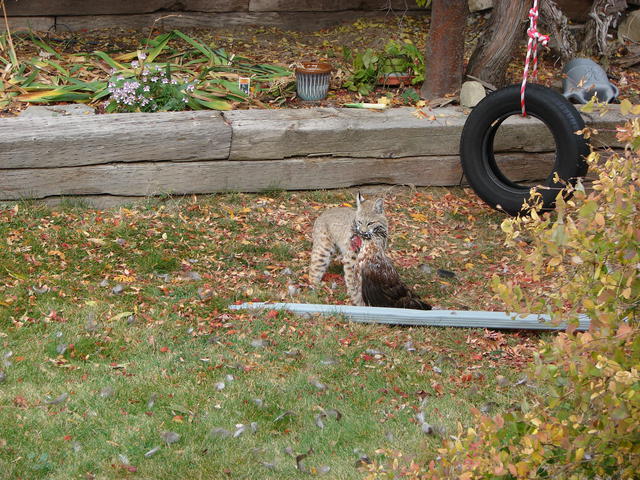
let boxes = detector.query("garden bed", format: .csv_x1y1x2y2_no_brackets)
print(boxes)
1,14,639,117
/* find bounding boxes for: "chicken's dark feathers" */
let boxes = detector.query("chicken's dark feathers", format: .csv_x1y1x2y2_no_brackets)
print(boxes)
358,242,432,311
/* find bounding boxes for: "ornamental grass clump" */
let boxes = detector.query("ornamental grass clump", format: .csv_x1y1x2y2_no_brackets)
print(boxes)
1,29,292,111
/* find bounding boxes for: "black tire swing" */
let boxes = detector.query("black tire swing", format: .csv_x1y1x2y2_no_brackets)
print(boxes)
459,1,590,216
460,84,590,216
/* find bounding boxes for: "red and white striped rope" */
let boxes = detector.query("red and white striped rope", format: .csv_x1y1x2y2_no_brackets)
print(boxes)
520,0,550,116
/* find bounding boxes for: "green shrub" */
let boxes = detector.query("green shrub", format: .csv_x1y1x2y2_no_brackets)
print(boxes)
342,40,424,96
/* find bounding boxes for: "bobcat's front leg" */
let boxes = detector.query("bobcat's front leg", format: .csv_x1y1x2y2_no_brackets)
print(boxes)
343,253,363,306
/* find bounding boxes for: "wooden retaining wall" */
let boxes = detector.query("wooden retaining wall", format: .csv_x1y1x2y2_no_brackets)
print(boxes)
0,104,626,205
1,1,427,32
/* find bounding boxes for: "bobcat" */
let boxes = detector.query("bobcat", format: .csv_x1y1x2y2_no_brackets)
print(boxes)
309,192,388,305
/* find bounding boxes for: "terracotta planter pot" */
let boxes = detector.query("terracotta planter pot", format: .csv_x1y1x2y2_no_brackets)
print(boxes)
377,72,414,87
295,62,332,101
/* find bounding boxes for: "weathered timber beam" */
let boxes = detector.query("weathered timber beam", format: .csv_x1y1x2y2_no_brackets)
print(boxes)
4,1,249,16
0,153,561,201
225,107,556,160
0,111,230,169
52,11,425,32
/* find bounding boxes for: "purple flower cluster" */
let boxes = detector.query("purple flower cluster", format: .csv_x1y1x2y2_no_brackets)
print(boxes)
107,79,151,107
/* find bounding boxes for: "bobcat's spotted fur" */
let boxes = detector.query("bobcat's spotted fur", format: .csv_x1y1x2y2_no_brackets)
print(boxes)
309,193,388,305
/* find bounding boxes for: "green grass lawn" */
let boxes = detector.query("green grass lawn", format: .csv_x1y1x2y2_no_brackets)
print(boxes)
0,188,546,479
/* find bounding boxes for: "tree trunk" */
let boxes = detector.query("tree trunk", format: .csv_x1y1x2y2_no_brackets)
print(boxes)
541,0,627,64
580,0,626,59
420,0,468,100
465,0,529,89
540,0,578,62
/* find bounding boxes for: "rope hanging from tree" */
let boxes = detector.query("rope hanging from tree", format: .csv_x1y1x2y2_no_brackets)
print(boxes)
520,0,550,116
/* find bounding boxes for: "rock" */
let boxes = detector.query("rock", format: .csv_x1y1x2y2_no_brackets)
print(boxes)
273,410,295,423
418,264,433,274
309,377,327,391
44,392,68,405
365,349,384,356
147,393,158,409
403,341,416,353
155,273,171,282
468,0,493,13
31,285,50,295
421,422,434,435
160,431,180,444
250,338,269,348
233,424,248,438
99,386,115,398
619,10,640,43
85,313,99,332
209,427,231,438
144,446,161,458
460,81,486,108
480,401,499,414
197,287,214,301
319,358,336,365
182,271,201,281
355,455,372,468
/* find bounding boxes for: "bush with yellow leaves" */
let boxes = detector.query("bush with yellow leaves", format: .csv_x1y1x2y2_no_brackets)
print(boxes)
424,110,640,479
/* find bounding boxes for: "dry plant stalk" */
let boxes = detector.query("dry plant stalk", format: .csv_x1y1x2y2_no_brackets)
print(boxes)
0,0,18,68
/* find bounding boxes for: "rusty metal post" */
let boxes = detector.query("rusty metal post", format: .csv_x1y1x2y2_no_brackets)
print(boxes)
420,0,468,99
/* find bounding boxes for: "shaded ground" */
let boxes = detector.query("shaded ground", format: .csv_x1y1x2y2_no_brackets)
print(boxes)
2,11,639,116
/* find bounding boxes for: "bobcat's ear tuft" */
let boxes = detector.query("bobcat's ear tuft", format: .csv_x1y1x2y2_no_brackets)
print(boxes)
374,198,384,213
356,192,365,208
